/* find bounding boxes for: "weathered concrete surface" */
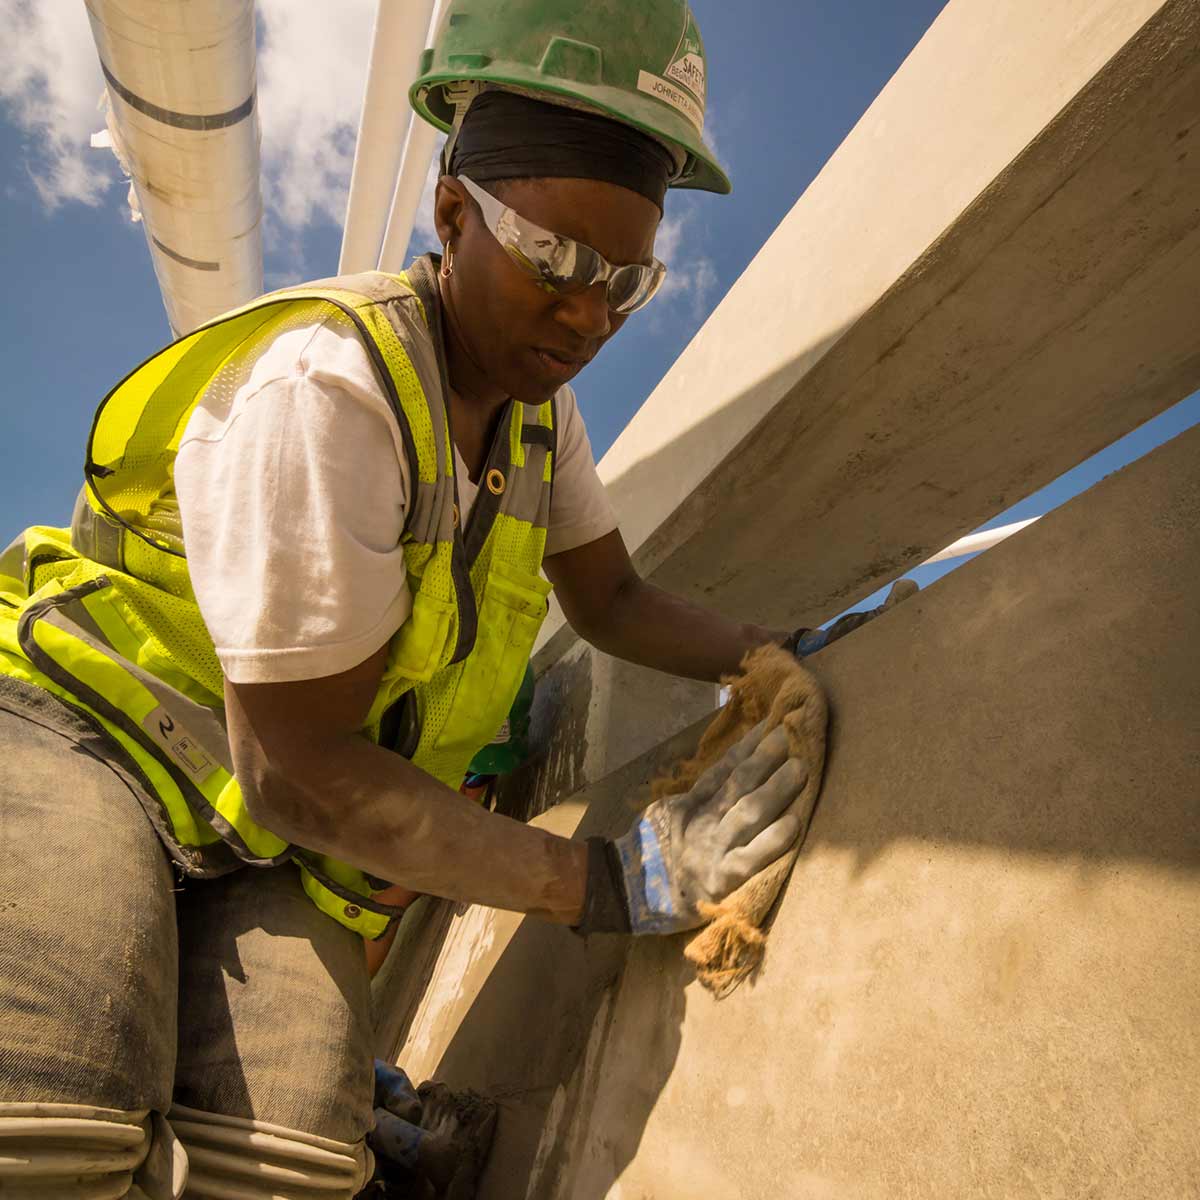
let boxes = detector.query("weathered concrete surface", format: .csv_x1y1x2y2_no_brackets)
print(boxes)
390,425,1200,1199
494,643,716,824
538,0,1200,677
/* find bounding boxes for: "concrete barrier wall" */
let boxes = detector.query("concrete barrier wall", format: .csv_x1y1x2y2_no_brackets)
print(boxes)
513,0,1200,815
546,0,1200,649
385,424,1200,1199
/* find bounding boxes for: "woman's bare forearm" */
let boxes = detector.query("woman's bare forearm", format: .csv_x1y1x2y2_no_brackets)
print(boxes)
583,576,785,682
241,734,588,923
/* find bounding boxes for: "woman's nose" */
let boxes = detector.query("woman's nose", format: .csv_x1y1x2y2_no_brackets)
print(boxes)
553,282,611,340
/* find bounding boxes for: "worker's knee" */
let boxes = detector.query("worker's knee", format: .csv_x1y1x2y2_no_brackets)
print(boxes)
175,865,375,1146
0,1102,371,1199
0,1102,187,1199
169,1103,372,1199
0,703,179,1114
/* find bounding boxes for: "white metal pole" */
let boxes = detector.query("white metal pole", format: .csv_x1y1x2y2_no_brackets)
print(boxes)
338,0,437,276
376,116,443,272
376,0,449,273
86,0,262,336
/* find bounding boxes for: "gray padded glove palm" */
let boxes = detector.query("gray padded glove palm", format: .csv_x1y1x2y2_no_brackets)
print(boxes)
610,720,808,936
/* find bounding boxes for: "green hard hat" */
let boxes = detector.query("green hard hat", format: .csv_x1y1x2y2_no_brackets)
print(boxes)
410,0,730,195
467,664,536,778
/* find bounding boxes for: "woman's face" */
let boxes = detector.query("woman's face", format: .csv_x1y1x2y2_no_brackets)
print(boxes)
434,175,662,403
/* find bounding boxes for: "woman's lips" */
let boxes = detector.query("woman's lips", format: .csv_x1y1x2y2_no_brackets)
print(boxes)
533,347,586,381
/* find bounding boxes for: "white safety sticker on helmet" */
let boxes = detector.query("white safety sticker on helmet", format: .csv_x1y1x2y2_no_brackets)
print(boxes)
637,70,704,133
664,11,706,104
666,52,705,103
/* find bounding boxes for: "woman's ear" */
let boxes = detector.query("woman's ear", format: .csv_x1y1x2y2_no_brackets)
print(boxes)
433,176,468,246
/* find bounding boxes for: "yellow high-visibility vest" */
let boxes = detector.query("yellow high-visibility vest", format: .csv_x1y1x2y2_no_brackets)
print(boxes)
0,258,555,938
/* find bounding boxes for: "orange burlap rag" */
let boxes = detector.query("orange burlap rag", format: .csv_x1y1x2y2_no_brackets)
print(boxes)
651,644,828,998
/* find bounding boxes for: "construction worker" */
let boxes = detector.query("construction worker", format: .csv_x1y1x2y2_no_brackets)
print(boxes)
0,3,853,1197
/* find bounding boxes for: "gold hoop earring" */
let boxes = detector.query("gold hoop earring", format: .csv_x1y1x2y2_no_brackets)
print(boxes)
441,243,454,278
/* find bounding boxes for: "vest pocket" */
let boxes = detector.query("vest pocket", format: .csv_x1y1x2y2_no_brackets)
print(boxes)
414,561,551,785
485,559,553,621
468,563,552,730
388,590,456,682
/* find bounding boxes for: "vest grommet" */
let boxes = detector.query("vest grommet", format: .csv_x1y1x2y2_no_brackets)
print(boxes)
486,468,506,496
344,903,362,920
452,503,460,529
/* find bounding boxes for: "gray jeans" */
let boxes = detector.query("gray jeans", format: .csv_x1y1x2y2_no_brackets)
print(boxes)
0,677,376,1145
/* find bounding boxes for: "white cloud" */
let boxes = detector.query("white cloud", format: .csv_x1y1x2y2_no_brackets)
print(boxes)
0,0,377,237
0,0,113,207
255,0,374,232
654,207,719,323
0,0,725,314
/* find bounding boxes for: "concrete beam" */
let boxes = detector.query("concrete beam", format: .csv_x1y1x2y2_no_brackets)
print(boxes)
494,643,716,824
390,423,1200,1199
538,0,1200,671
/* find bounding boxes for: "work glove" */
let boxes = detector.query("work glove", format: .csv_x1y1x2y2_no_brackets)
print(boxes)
786,578,918,657
575,720,809,936
369,1064,499,1196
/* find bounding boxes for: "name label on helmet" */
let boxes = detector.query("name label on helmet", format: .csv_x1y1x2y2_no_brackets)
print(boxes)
637,70,704,134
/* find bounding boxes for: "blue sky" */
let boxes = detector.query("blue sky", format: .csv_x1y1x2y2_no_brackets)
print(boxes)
2,0,1197,593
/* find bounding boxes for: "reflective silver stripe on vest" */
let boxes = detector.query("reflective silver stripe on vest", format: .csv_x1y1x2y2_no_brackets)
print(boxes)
379,292,456,545
17,587,236,774
409,480,457,545
29,596,233,776
293,852,410,921
70,487,126,573
0,534,26,588
292,268,462,547
394,258,480,660
14,579,295,869
509,415,556,530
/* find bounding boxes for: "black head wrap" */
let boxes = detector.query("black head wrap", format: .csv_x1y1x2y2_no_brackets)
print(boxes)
446,90,676,212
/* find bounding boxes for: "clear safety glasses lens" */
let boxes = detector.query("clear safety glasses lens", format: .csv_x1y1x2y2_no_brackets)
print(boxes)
460,176,666,314
607,263,666,313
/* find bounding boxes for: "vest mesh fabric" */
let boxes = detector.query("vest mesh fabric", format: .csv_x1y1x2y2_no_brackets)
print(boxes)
0,266,556,937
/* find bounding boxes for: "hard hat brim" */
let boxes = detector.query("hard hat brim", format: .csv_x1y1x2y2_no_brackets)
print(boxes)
411,69,731,195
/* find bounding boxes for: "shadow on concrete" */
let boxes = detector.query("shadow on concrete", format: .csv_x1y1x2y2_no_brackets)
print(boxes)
409,730,703,1200
534,1,1200,670
413,424,1200,1198
386,16,1200,1187
798,426,1200,879
496,646,593,825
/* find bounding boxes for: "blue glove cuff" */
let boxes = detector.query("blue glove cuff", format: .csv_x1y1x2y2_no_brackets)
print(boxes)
792,629,829,656
370,1109,425,1170
613,816,679,935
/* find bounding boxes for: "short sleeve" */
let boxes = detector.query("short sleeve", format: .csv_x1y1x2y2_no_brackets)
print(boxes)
175,319,414,684
545,386,619,556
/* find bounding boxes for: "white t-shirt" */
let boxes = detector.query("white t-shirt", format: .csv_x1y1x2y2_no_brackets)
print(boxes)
174,317,617,685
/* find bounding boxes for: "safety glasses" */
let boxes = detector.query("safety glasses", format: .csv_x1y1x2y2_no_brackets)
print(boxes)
459,175,667,315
